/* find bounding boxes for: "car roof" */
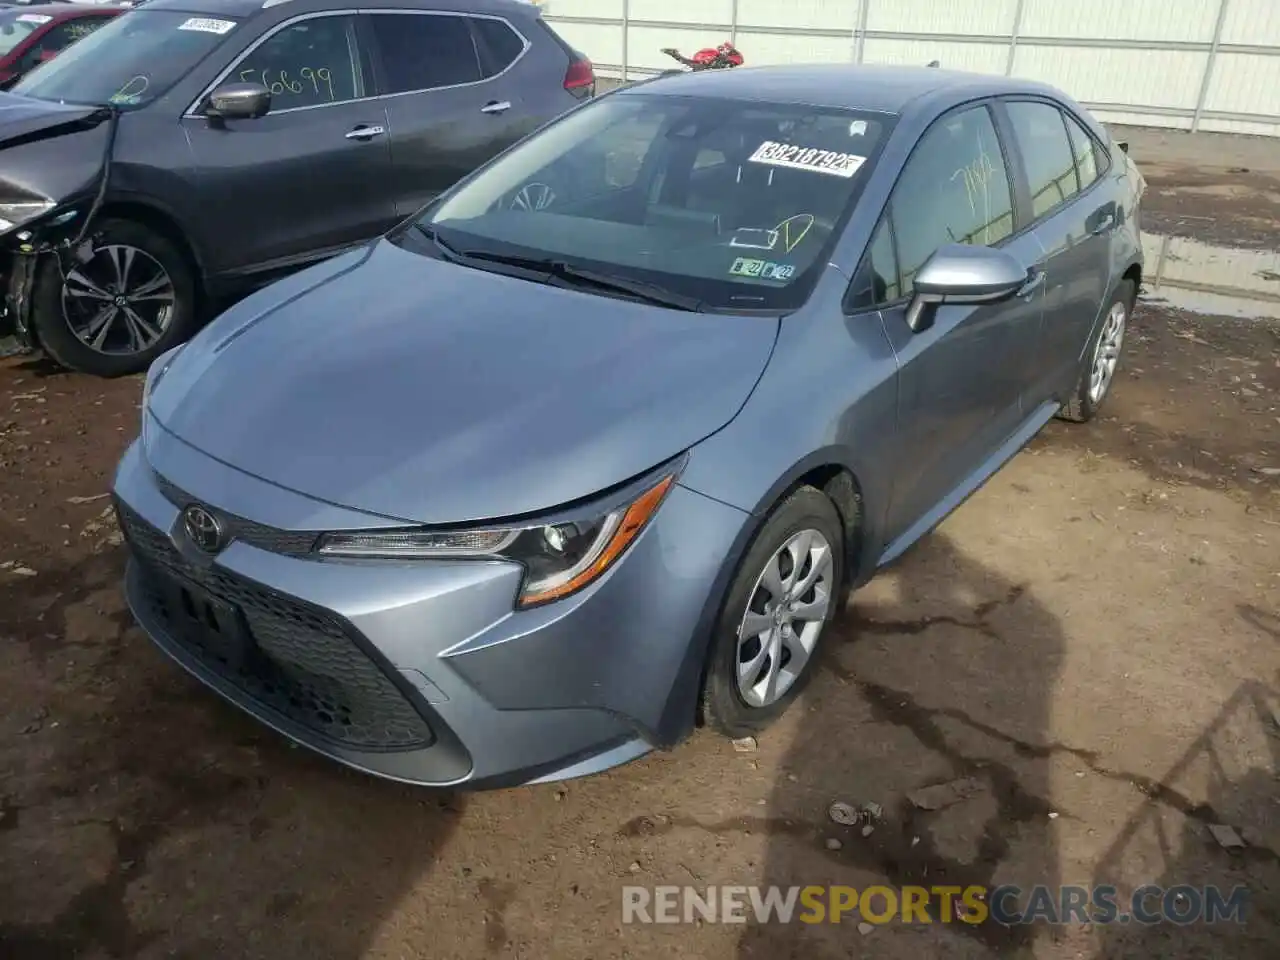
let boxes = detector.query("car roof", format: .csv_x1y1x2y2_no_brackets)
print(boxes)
138,0,536,21
3,2,127,14
621,63,1067,117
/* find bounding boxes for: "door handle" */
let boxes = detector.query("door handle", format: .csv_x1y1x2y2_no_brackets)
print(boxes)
1017,268,1046,300
1090,212,1116,236
480,100,512,115
345,124,386,141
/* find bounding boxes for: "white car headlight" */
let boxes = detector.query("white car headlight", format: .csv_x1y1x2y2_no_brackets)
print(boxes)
317,469,679,608
0,200,55,234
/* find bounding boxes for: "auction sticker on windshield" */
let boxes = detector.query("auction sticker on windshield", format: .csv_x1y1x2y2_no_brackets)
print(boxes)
178,17,237,34
730,257,795,281
748,141,866,178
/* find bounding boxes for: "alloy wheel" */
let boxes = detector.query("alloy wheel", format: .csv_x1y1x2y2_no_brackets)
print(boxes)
1089,300,1127,404
61,243,175,356
735,528,834,708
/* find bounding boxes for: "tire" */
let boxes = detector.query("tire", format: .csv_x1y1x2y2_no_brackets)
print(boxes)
1056,279,1134,423
32,217,198,377
701,486,845,738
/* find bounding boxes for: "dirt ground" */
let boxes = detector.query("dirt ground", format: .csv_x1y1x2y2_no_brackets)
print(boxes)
2,124,1279,960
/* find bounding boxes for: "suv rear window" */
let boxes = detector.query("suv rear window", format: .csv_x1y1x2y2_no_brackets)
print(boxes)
472,16,524,76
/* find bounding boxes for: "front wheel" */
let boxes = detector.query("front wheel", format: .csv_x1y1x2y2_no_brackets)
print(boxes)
31,217,199,377
1056,279,1133,423
701,486,845,738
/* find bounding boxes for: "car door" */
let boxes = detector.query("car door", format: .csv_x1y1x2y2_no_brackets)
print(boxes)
853,102,1047,545
1001,99,1115,400
181,12,395,279
362,9,533,218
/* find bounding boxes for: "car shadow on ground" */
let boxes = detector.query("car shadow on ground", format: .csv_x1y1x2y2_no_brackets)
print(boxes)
737,532,1065,958
1090,604,1280,960
0,544,463,959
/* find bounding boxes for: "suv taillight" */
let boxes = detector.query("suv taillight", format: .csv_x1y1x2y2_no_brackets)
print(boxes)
564,58,596,99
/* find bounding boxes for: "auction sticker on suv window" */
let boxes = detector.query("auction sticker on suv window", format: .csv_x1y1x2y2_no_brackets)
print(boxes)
178,17,237,34
748,141,866,178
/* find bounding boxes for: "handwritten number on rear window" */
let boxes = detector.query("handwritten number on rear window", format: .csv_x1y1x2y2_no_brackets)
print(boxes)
239,66,334,101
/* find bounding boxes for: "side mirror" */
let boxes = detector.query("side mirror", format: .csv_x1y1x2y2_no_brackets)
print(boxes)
904,243,1028,333
206,82,271,121
1116,140,1130,155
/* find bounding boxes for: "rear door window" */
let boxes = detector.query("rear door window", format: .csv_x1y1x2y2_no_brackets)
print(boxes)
1005,100,1080,219
1063,111,1101,189
368,12,482,94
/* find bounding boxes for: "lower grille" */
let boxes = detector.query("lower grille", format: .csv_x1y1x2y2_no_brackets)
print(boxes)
117,501,434,751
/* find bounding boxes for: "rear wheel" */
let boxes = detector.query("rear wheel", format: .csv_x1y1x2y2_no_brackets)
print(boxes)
1056,279,1134,423
701,486,844,738
32,217,198,377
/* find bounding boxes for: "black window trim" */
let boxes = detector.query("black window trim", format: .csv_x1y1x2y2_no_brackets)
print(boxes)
361,9,528,99
183,9,369,118
844,98,1019,315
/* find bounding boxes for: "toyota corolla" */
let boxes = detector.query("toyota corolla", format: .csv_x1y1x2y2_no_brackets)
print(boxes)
113,64,1144,787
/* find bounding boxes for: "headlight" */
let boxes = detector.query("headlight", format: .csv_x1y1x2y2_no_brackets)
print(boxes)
0,200,55,234
317,469,679,608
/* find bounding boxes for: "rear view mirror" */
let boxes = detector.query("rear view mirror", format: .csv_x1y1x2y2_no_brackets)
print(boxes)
206,82,271,121
905,243,1028,333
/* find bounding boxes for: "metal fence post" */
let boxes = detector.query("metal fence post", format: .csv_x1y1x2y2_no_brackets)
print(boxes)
1005,0,1026,76
854,0,871,64
730,0,738,47
621,0,630,83
1192,0,1230,133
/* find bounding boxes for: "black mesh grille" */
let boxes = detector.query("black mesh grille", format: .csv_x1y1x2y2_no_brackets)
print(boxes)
153,472,320,556
117,500,434,751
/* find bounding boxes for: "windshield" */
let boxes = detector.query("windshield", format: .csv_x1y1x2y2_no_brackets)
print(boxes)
407,92,893,312
12,10,240,107
0,11,47,55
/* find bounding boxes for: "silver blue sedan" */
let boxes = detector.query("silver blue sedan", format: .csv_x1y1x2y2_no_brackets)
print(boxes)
112,63,1144,787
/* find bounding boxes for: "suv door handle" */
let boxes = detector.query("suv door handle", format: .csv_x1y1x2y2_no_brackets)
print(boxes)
345,124,386,141
1017,268,1046,300
480,100,511,115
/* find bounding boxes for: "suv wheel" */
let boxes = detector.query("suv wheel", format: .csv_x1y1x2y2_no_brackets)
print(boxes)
32,217,198,377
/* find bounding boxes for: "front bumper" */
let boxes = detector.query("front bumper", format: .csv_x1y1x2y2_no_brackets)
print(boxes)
112,431,749,788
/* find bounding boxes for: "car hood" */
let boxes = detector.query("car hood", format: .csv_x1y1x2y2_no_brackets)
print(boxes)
0,92,108,206
0,92,104,142
149,240,779,525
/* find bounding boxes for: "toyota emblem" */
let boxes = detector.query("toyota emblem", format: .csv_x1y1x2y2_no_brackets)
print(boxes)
183,504,224,553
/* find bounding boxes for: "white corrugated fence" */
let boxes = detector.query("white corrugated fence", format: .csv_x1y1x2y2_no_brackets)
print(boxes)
536,0,1280,137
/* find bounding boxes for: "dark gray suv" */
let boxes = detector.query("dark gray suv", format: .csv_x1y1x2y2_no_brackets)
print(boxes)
0,0,592,375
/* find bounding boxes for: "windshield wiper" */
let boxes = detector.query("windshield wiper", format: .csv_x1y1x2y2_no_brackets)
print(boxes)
413,224,704,312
